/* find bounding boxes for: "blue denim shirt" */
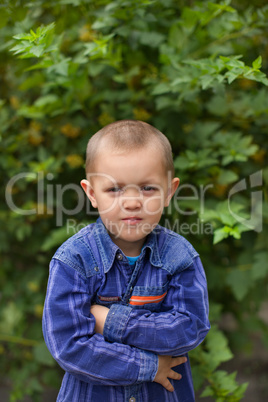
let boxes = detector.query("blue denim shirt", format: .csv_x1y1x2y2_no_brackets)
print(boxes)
43,217,210,402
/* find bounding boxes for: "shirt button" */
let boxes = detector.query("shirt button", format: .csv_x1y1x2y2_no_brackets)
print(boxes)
116,253,123,261
94,266,99,272
129,398,136,402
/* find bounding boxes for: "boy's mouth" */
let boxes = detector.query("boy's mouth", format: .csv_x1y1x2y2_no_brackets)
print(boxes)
122,217,142,225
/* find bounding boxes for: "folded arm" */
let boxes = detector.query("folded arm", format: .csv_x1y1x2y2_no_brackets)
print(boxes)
42,259,158,386
100,256,210,356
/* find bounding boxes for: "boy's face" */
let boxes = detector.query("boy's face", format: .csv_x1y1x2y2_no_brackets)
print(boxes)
81,144,179,256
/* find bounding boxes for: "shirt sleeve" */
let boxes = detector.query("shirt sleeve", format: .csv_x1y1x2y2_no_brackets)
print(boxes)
42,259,158,386
103,256,210,356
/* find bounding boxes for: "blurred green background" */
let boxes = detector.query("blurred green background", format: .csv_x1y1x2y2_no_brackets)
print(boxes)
0,1,268,401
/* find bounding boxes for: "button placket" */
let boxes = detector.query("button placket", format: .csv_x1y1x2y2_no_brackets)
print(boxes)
124,383,141,402
122,260,141,304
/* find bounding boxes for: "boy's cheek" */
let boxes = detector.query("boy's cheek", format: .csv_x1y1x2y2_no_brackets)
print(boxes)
98,200,119,216
143,196,165,215
140,222,158,235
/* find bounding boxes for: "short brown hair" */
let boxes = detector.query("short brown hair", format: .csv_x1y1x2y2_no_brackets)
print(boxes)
85,120,174,177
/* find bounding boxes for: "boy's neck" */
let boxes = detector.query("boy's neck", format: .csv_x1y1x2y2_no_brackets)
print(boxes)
108,233,146,257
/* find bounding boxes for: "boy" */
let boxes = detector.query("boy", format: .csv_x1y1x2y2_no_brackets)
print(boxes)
43,120,210,401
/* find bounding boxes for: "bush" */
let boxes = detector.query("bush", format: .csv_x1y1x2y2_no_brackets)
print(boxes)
1,0,267,400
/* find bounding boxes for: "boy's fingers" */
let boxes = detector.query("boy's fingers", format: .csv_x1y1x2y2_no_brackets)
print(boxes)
154,355,185,392
162,379,174,392
169,370,182,381
171,356,187,367
162,371,182,392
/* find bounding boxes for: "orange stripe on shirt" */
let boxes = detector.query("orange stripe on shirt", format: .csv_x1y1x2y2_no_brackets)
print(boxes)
129,291,167,305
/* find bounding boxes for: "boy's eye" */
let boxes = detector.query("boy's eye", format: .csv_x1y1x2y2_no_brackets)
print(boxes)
142,186,157,192
108,187,122,193
106,185,158,194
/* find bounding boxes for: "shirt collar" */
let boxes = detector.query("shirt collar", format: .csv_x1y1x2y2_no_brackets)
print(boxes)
142,228,162,268
92,217,162,273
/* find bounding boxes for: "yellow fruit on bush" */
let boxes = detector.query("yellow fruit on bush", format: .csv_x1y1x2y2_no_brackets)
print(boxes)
60,123,81,138
98,112,115,126
66,154,84,168
133,108,151,122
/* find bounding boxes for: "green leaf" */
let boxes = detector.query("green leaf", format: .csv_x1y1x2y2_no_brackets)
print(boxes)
218,212,236,227
251,252,268,280
47,58,71,76
0,302,23,334
151,82,171,95
33,342,55,366
201,370,247,399
247,70,268,86
201,386,214,397
209,302,223,321
225,71,240,84
226,268,252,301
41,225,72,251
206,326,233,367
201,74,215,89
139,31,165,47
220,55,244,68
10,42,32,56
213,227,229,244
13,33,34,41
229,226,241,239
174,155,190,170
180,7,199,29
252,55,262,70
25,59,54,72
29,44,46,58
11,22,56,59
34,94,59,108
218,169,238,185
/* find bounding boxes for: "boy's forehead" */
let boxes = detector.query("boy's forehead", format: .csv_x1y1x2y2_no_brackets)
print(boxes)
96,139,164,163
90,144,167,184
97,145,164,169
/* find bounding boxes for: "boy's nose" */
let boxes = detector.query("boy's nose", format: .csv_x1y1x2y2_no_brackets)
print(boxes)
121,186,142,210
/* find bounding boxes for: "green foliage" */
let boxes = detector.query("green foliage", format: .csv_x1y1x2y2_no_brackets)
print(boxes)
1,0,268,400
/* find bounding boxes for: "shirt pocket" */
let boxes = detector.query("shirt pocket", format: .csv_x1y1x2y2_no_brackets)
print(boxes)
95,294,122,308
129,282,169,311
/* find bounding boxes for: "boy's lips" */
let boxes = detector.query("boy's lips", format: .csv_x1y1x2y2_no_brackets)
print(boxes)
122,217,142,225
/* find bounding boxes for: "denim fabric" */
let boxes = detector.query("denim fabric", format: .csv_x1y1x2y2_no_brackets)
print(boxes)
43,217,210,402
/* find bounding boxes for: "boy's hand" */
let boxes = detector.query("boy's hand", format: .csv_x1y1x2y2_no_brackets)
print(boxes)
90,304,109,335
154,355,187,392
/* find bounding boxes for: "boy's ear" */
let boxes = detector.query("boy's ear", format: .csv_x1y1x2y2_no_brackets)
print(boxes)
164,177,180,207
80,179,98,208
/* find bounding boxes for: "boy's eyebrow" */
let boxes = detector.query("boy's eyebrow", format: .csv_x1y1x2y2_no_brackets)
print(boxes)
101,180,124,187
104,180,164,188
107,182,124,187
99,175,165,187
140,177,165,185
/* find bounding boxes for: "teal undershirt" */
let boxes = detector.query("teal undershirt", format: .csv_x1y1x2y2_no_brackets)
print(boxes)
126,255,140,266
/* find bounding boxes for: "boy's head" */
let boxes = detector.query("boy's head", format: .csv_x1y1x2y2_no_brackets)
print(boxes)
81,120,179,256
85,120,174,178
